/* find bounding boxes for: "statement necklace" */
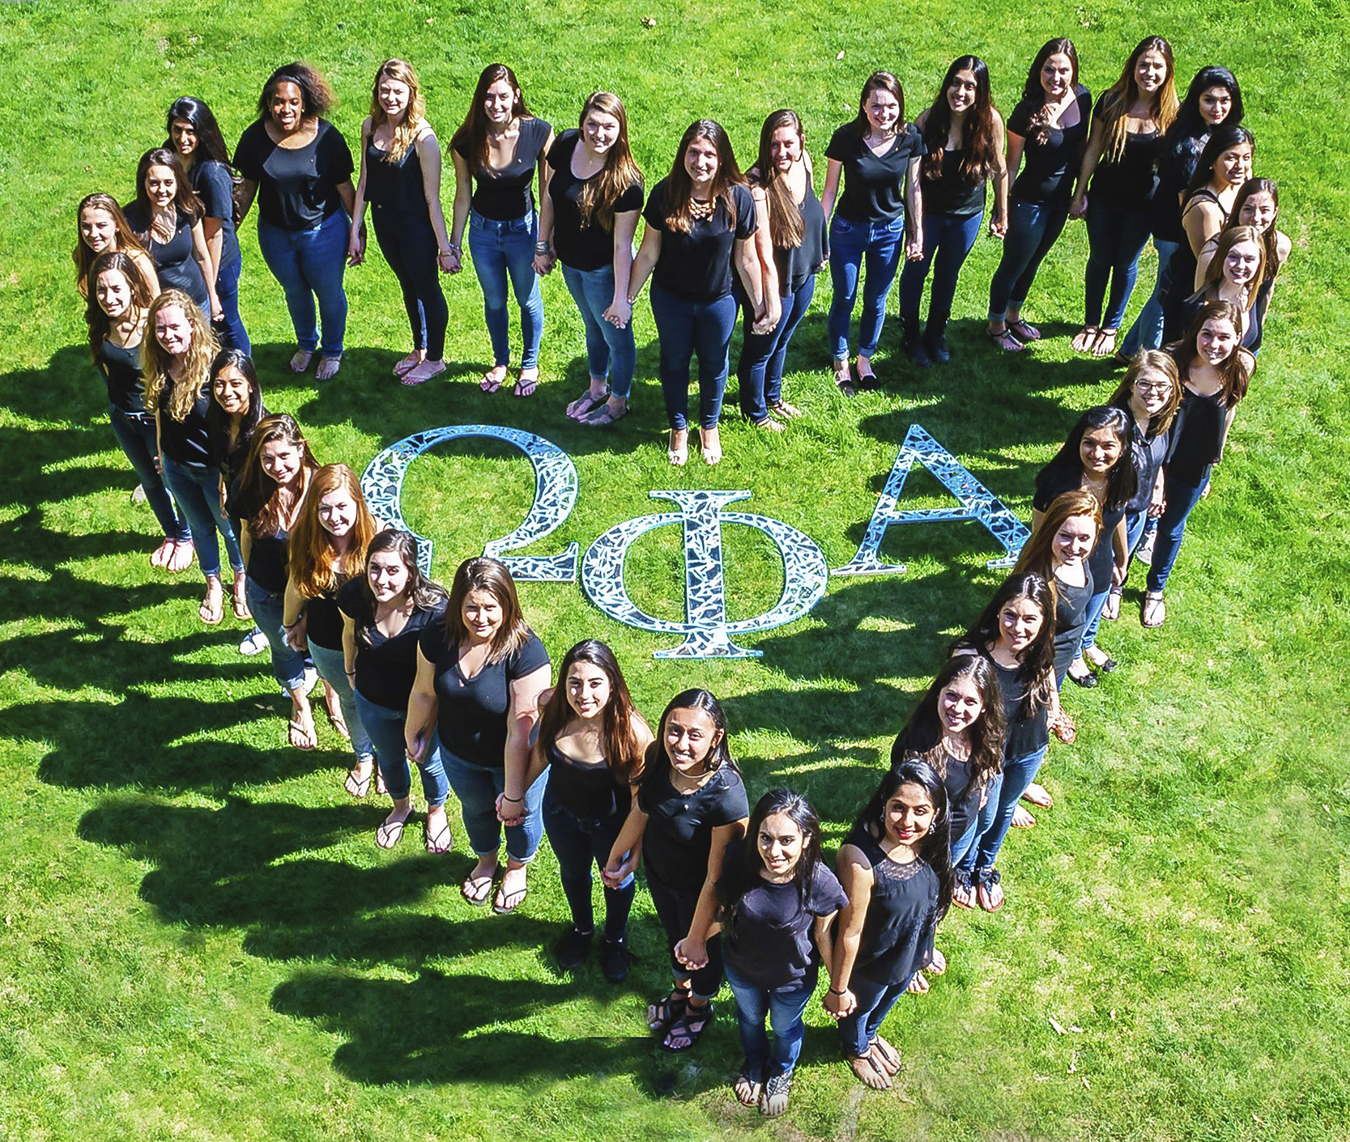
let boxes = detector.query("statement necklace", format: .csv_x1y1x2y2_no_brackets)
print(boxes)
688,197,715,220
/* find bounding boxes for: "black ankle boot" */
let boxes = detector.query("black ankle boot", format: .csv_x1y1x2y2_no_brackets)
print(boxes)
925,321,950,365
902,317,931,367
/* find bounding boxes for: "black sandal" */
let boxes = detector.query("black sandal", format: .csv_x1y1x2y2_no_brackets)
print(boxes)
660,1000,714,1051
646,991,687,1032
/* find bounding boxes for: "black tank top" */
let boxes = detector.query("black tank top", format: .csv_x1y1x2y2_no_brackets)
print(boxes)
365,141,429,216
97,337,147,415
772,176,827,296
1168,384,1231,481
843,824,939,987
1163,187,1223,323
545,739,627,821
922,148,987,217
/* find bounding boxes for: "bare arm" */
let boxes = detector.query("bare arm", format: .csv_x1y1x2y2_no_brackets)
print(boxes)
748,186,780,331
1111,514,1129,586
234,178,258,225
674,817,748,967
626,225,661,302
734,235,765,319
347,118,372,265
404,645,439,762
820,158,844,221
602,791,647,885
341,613,358,678
904,155,924,259
282,578,308,651
1070,116,1106,219
189,219,222,321
989,111,1009,237
603,208,640,328
533,161,556,275
498,663,552,820
518,685,555,792
201,218,224,284
824,845,874,1017
416,130,453,257
448,149,473,272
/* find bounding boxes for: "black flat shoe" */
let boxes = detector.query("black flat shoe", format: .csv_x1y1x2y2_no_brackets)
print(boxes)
1068,669,1098,689
600,936,630,983
1095,656,1117,673
553,926,592,969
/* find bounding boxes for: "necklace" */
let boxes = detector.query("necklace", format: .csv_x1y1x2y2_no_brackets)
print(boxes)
688,197,714,220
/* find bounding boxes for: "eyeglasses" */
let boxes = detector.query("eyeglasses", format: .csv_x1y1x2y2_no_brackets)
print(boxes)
1135,382,1173,394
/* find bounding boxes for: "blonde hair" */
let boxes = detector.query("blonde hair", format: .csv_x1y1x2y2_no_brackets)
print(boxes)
1099,37,1179,163
142,290,219,421
369,59,427,164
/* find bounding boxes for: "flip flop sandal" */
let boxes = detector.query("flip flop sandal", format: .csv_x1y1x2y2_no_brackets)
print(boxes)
424,822,454,854
513,374,538,398
344,767,372,799
583,403,628,427
393,355,422,377
647,992,687,1032
847,1051,890,1089
315,355,342,380
492,884,528,914
376,817,408,849
479,373,505,393
1007,318,1041,342
1011,804,1037,829
734,1061,763,1107
199,590,224,625
461,872,495,906
567,389,608,419
768,399,804,419
1141,592,1166,628
987,327,1026,352
290,350,314,373
951,868,976,908
660,1001,714,1052
870,1036,901,1072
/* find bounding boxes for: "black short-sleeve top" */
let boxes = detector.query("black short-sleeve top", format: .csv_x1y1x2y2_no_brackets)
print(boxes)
825,123,923,223
156,384,213,470
336,580,446,712
122,203,209,311
920,148,988,217
638,757,749,895
843,824,940,987
1123,418,1177,515
544,738,632,822
96,337,147,416
225,482,291,593
365,139,430,217
643,178,757,303
454,117,551,222
545,130,644,272
979,650,1050,759
188,160,241,269
234,119,354,230
417,626,551,767
1151,130,1208,241
1033,467,1123,608
301,579,349,652
1006,85,1092,204
1087,94,1162,208
720,848,849,990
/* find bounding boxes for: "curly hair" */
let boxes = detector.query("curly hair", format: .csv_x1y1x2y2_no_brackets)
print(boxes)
142,290,219,421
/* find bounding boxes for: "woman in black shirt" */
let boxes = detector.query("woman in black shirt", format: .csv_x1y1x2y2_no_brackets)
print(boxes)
166,96,249,352
1070,36,1178,358
735,109,826,427
448,64,554,397
406,557,551,909
821,72,924,392
826,761,950,1089
123,148,220,322
285,464,380,794
339,531,449,847
606,689,749,1051
986,39,1091,351
517,640,653,980
1206,178,1291,354
84,251,187,569
899,56,1007,367
710,790,846,1116
235,63,355,381
348,59,454,387
536,92,644,426
628,119,762,466
74,192,159,300
230,415,319,750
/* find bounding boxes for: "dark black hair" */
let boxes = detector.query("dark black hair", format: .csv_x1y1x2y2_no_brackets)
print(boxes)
1035,405,1137,513
715,789,822,917
1168,66,1244,141
1183,123,1256,199
257,62,334,120
853,761,952,923
950,572,1057,719
890,654,1006,796
165,96,233,167
205,348,265,471
1022,38,1079,102
643,689,736,789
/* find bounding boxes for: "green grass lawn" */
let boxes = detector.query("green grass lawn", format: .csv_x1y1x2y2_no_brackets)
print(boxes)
3,1,1349,1138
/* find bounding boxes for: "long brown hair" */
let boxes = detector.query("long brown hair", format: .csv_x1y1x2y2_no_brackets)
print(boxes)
84,251,154,362
751,109,805,250
288,463,377,598
662,119,744,234
1098,36,1179,163
354,530,448,645
849,72,907,136
534,640,647,787
234,414,319,538
451,63,531,170
920,57,1000,186
443,556,532,664
1196,225,1266,310
1228,177,1282,281
369,58,427,164
142,289,219,421
1168,300,1252,408
1013,488,1103,584
890,654,1007,793
573,91,643,233
1109,350,1182,438
130,148,203,233
73,193,151,290
1021,39,1080,146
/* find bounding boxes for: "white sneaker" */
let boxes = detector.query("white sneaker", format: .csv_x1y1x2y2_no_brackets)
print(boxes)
238,628,268,656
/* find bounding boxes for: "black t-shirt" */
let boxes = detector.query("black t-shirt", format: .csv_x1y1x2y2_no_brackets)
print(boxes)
844,824,940,987
546,130,644,272
122,203,209,310
825,123,923,222
920,148,987,217
365,140,430,216
1006,86,1092,204
1087,94,1162,209
336,580,446,711
1168,384,1231,481
225,481,290,591
720,847,848,989
156,384,213,469
643,178,758,303
1052,570,1094,679
96,337,147,415
189,160,241,269
1151,130,1208,241
454,117,551,221
638,756,749,895
979,651,1050,759
1124,420,1175,515
418,625,550,767
235,119,354,230
302,584,346,651
544,738,630,821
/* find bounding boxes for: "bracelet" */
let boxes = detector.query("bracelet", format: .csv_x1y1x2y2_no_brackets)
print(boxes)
535,243,550,254
828,987,847,996
625,296,637,306
502,794,523,803
445,242,461,254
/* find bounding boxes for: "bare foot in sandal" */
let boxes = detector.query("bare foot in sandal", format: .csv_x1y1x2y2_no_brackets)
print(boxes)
667,428,688,467
231,573,250,621
199,577,224,625
1091,329,1118,358
1071,326,1099,353
1011,804,1037,828
393,350,425,377
513,368,538,397
290,349,314,373
401,359,445,386
567,381,608,419
871,1034,902,1075
167,539,195,573
287,701,317,750
1022,782,1053,808
150,537,175,569
699,426,722,465
849,1051,891,1089
480,366,507,393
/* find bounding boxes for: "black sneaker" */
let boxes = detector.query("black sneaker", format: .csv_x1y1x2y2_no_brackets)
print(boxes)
554,926,592,969
600,936,631,982
902,332,931,368
926,332,951,365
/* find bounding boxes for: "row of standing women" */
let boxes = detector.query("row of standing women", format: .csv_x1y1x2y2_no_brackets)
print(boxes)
73,39,1289,474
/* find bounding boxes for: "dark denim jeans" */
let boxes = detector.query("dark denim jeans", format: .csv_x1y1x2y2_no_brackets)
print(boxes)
723,960,816,1078
307,641,373,763
1084,201,1153,330
372,203,449,361
542,788,634,940
827,213,905,359
107,406,187,541
649,281,737,431
256,211,349,358
560,262,636,399
467,209,543,369
440,736,546,861
899,209,983,330
213,253,251,354
1119,238,1180,355
159,456,242,579
838,973,909,1059
355,692,448,808
736,275,815,421
1146,466,1211,593
987,195,1071,320
959,746,1048,873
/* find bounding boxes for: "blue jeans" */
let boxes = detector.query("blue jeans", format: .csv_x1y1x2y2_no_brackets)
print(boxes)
899,210,983,330
441,738,546,861
561,262,635,400
1078,580,1115,655
1146,466,1211,593
1084,201,1153,330
372,203,448,361
736,275,815,421
256,211,349,358
838,974,909,1059
467,209,543,369
827,214,904,359
245,579,309,693
107,406,187,541
987,196,1071,320
308,641,373,763
1119,238,1179,356
723,961,815,1078
649,281,737,431
160,456,242,579
355,691,448,808
950,806,982,868
213,253,251,354
542,788,634,940
961,746,1048,873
